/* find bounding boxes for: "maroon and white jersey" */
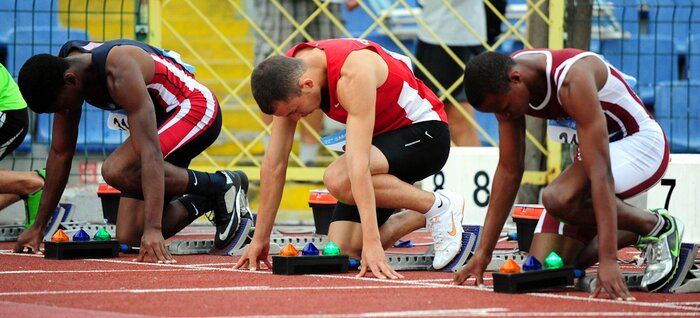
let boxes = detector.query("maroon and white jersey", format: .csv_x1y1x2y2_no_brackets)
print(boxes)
513,48,656,139
287,38,447,136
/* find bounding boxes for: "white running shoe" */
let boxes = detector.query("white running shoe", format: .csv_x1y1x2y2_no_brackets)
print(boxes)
428,190,465,269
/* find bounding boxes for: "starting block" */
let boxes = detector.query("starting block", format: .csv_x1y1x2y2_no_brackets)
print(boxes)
487,251,529,271
575,273,644,292
0,225,23,242
575,243,700,294
44,239,120,260
493,266,584,293
665,243,700,293
272,255,349,275
42,203,74,242
61,222,116,238
385,225,480,272
169,218,255,255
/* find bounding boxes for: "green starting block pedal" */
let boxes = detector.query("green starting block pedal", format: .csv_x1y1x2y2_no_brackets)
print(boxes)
272,255,349,275
493,266,584,293
44,239,120,260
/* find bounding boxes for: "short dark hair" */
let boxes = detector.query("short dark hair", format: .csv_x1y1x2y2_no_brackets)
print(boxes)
463,51,515,109
251,56,306,115
18,54,70,114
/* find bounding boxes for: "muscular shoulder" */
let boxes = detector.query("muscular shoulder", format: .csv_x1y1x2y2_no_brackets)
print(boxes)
342,49,388,87
105,46,154,82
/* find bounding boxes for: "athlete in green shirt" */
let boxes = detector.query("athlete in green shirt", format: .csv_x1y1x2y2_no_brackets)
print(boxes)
0,64,44,228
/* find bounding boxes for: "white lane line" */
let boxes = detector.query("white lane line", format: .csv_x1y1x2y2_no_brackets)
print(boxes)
0,269,202,274
2,247,697,314
214,311,700,318
0,284,447,296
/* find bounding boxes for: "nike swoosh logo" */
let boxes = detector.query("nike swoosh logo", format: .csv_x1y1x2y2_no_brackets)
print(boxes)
334,103,340,108
192,173,198,186
449,216,457,236
190,202,199,215
437,199,443,209
218,187,242,241
425,131,433,138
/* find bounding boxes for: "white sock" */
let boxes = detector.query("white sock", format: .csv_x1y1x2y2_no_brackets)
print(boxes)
646,212,665,237
425,191,450,219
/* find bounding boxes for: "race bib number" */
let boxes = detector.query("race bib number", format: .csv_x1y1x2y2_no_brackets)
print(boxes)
107,111,130,131
547,119,578,145
321,129,346,152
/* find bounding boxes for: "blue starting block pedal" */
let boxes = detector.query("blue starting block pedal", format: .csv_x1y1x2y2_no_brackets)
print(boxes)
272,255,349,275
44,240,120,260
493,266,584,293
665,243,700,293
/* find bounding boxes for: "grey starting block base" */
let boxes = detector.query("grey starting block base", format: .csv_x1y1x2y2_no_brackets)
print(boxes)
575,243,699,294
385,225,479,272
0,225,23,242
487,251,529,271
575,273,644,292
666,243,700,293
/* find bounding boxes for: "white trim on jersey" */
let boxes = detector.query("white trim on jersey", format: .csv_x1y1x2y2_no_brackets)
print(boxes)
553,52,600,105
513,50,553,110
148,55,217,157
397,81,442,123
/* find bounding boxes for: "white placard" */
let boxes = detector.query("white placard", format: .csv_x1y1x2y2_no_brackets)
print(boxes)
646,154,700,243
421,147,498,225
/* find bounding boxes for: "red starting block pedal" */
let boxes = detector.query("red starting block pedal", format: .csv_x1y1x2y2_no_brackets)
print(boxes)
272,255,349,275
492,266,583,293
44,240,120,260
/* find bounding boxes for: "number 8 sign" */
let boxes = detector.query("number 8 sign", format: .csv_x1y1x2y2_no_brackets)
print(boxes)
422,147,499,225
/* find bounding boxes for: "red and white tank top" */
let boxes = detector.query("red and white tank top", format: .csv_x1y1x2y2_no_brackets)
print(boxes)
287,38,447,136
513,48,656,138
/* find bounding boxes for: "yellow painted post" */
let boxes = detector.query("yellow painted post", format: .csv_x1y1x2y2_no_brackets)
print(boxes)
148,0,162,47
546,0,564,182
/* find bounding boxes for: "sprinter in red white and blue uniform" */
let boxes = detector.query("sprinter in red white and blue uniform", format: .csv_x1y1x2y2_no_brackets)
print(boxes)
236,38,467,277
456,49,683,299
15,39,250,262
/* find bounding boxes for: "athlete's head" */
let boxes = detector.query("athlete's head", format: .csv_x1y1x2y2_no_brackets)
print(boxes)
17,54,84,113
251,56,307,115
463,51,530,120
18,54,73,114
251,56,322,122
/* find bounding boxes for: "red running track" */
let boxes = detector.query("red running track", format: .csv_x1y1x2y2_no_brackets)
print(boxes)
1,236,699,317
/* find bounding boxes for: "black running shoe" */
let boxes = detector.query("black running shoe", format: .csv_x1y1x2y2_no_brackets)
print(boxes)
213,170,249,249
641,211,684,292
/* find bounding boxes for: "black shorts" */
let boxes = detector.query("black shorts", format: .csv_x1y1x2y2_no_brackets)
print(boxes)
414,40,485,101
120,103,222,200
330,120,451,226
0,108,28,160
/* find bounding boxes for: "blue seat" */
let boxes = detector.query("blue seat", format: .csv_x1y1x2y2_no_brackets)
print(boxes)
473,111,500,146
14,133,31,154
600,35,679,107
654,80,700,153
685,34,700,80
4,26,89,76
35,105,126,154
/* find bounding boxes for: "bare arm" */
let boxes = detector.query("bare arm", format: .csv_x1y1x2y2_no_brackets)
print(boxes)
105,46,164,234
13,99,81,253
234,114,296,270
454,113,525,285
337,49,402,279
477,115,526,259
559,57,632,300
255,116,296,241
558,58,617,263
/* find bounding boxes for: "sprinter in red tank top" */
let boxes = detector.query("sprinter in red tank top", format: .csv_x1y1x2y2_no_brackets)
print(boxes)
454,50,683,299
235,38,466,278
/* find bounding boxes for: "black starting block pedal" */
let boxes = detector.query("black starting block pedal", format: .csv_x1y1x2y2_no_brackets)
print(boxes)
44,240,120,260
493,266,584,293
272,255,349,275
